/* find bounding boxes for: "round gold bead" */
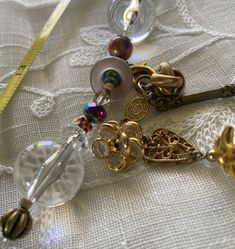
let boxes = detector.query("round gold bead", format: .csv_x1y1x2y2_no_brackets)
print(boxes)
206,150,218,162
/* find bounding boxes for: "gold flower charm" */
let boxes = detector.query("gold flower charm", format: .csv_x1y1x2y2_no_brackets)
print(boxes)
207,126,235,178
92,120,144,172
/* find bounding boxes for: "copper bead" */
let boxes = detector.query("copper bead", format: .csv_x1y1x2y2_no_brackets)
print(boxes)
108,36,133,60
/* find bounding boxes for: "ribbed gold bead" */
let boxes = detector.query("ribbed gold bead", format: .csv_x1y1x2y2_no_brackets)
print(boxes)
1,207,32,240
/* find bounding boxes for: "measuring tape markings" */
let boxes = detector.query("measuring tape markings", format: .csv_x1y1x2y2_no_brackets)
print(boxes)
0,0,72,113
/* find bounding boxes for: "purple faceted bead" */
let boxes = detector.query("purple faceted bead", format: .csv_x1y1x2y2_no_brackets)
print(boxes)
83,101,107,123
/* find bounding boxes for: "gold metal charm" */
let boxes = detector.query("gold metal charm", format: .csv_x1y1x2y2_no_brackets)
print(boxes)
130,63,155,86
125,97,149,122
130,62,185,98
151,62,185,96
92,120,144,172
130,62,189,112
144,129,202,163
207,126,235,179
0,198,33,240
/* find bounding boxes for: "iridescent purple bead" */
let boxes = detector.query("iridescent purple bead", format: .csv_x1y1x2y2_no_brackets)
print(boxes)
83,101,107,123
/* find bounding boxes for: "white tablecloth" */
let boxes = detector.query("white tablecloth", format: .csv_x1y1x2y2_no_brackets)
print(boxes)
0,0,235,248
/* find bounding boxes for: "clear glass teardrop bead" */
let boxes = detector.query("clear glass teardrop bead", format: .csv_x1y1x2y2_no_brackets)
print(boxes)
14,133,87,207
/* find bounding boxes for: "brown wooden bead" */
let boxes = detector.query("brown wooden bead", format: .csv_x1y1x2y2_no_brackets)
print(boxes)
108,36,133,60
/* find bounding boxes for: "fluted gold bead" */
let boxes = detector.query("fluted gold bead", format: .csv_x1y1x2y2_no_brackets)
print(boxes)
1,199,33,240
1,208,32,240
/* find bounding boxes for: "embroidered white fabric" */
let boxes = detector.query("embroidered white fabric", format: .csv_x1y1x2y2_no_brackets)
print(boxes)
0,0,235,248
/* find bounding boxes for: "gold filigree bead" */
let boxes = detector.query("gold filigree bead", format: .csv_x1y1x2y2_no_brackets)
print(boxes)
212,126,235,178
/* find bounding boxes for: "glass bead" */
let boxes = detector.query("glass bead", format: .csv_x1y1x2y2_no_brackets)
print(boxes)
84,101,107,123
107,0,156,44
14,138,86,207
128,137,144,159
99,123,119,140
74,131,89,150
108,151,126,171
60,123,80,141
108,36,133,60
76,116,93,133
95,90,111,106
102,69,122,88
92,138,110,159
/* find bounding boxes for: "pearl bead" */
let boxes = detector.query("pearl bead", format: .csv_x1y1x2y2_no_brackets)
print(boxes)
108,36,133,60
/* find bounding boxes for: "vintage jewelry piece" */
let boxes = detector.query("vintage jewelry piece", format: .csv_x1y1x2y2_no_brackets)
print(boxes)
92,120,144,172
0,1,155,246
92,68,235,174
92,115,235,179
131,62,235,112
0,60,131,242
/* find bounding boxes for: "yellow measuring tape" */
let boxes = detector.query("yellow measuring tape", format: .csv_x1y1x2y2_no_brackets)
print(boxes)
0,0,72,114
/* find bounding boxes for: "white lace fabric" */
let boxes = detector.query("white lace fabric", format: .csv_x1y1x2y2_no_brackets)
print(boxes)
0,0,235,248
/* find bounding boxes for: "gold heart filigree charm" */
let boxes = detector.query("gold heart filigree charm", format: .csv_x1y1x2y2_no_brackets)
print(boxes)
91,120,144,172
144,129,201,163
